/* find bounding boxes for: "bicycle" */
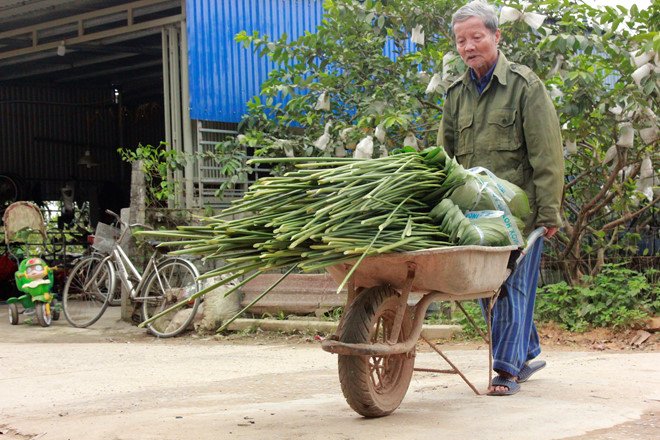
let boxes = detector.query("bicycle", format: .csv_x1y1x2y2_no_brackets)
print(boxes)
61,210,201,338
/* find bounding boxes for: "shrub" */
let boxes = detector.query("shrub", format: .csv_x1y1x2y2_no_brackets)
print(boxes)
535,263,659,332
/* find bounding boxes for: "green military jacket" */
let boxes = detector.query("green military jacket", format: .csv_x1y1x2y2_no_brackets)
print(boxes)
438,52,564,234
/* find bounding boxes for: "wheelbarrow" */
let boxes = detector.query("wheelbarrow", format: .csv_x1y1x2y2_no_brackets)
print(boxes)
321,228,546,417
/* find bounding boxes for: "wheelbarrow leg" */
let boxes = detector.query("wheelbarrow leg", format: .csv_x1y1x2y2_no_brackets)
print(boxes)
415,288,503,395
483,287,503,393
454,300,493,392
418,334,484,395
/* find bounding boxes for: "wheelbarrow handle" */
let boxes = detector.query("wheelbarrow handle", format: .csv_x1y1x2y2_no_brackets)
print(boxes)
514,227,547,266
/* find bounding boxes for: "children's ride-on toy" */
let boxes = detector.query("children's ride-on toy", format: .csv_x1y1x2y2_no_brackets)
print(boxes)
8,257,60,326
3,201,61,326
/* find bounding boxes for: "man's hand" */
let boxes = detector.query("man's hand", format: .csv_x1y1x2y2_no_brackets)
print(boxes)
544,227,559,238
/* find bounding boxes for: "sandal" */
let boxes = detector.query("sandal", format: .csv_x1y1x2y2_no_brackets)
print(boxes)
488,376,520,396
517,360,546,384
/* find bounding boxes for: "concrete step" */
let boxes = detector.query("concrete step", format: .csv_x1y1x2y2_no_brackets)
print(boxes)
240,273,346,316
226,318,462,340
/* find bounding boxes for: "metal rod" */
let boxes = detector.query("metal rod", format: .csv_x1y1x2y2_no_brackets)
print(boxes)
161,27,172,171
0,0,177,40
322,290,441,355
419,334,484,396
485,288,501,392
388,261,416,344
0,14,183,60
169,25,184,208
455,301,489,343
179,5,195,210
413,368,457,374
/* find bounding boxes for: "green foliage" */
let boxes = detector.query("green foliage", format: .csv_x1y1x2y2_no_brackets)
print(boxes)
453,300,488,340
226,0,659,285
117,142,186,207
232,0,457,159
425,300,487,340
536,263,660,332
199,139,257,199
239,324,261,335
261,310,288,320
321,306,344,322
528,2,660,283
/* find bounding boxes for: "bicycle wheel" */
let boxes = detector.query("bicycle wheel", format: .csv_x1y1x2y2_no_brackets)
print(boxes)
89,252,121,307
62,255,115,328
107,278,122,306
141,258,200,338
337,285,415,418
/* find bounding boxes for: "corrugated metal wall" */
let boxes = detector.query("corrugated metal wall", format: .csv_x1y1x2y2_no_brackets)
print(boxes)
0,85,164,207
186,0,323,123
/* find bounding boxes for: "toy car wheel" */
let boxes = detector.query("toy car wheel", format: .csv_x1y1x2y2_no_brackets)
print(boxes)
8,303,19,325
35,302,52,327
51,298,61,321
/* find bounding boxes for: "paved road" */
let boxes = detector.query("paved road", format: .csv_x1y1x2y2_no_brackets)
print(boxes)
1,305,659,440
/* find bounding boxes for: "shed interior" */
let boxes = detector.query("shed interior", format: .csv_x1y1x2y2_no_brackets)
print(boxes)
0,0,182,227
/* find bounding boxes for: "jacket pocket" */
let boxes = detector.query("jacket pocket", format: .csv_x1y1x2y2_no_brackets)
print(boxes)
456,113,474,156
486,108,519,151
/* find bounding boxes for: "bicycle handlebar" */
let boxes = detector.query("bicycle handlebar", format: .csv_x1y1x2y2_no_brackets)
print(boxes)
105,209,121,223
105,209,152,231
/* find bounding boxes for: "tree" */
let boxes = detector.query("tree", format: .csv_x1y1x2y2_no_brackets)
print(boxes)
226,0,659,285
532,0,660,283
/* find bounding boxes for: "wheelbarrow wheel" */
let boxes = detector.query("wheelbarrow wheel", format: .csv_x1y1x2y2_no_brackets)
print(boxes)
8,303,19,325
338,285,414,417
35,302,52,327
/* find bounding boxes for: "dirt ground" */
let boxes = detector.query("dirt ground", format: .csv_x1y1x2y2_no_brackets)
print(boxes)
1,305,659,440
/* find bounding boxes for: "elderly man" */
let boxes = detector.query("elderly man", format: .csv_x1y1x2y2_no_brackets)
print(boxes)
438,1,564,395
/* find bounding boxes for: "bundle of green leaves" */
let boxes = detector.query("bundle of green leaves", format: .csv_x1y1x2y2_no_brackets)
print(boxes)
139,147,531,327
427,154,530,247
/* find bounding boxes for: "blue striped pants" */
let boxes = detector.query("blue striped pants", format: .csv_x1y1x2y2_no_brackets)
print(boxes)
479,237,544,377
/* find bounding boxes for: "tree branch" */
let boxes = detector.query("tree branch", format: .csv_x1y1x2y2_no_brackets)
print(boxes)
601,194,660,231
586,161,640,217
416,96,443,112
564,168,591,190
582,147,627,215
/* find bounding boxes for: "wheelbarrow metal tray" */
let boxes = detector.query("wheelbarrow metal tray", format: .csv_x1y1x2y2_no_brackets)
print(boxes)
326,244,517,296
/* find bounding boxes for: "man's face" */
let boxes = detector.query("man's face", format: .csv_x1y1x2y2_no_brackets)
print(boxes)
454,16,500,79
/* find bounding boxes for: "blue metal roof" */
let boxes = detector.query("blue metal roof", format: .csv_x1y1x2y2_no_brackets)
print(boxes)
186,0,324,123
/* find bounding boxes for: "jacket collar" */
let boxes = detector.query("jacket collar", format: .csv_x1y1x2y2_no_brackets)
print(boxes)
460,52,509,88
